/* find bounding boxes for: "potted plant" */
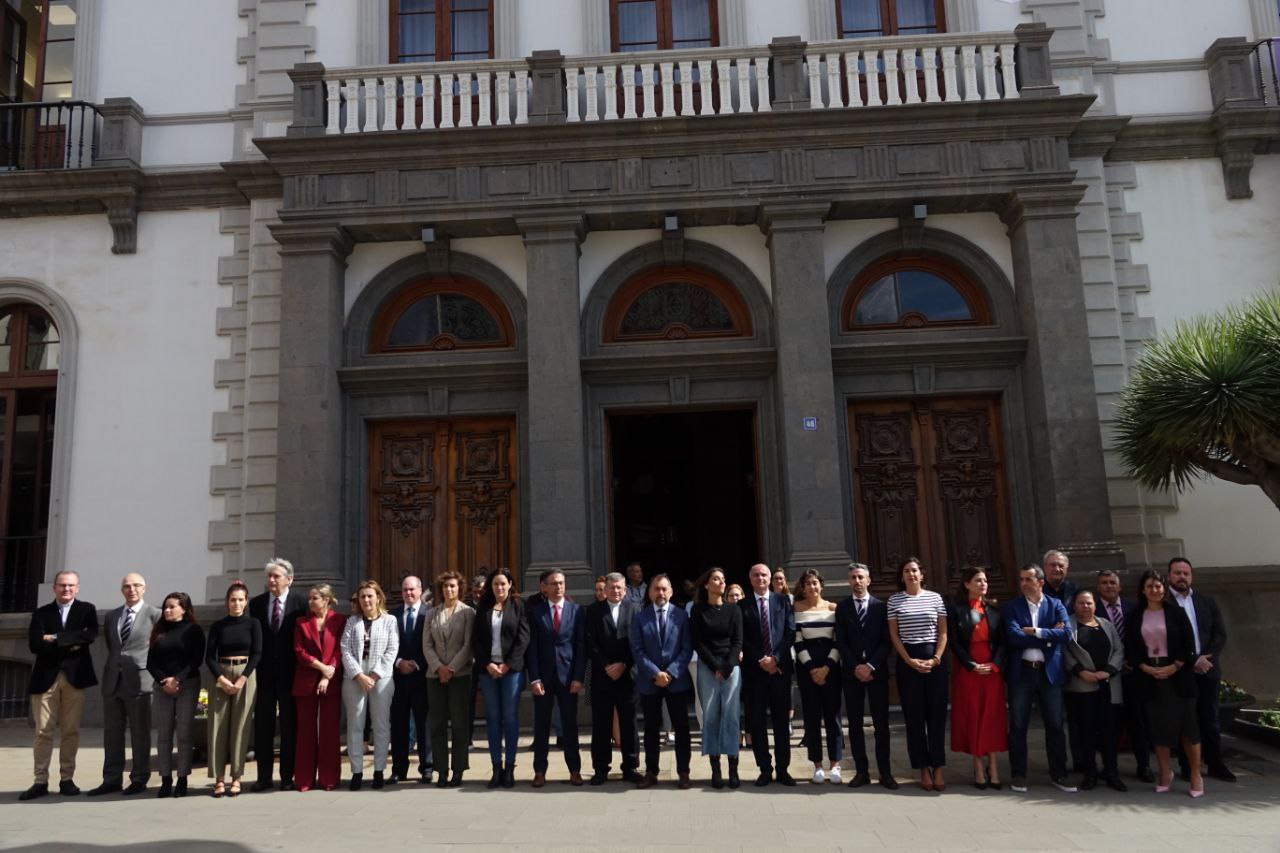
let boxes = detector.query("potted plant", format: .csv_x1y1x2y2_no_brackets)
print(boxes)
1235,699,1280,749
192,688,210,764
1218,680,1255,729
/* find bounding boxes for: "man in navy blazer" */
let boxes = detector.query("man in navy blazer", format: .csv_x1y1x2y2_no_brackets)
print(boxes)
1003,563,1075,793
22,570,98,800
740,562,796,786
1095,569,1154,783
1168,557,1235,782
388,574,433,784
629,573,693,789
526,568,587,786
833,562,898,789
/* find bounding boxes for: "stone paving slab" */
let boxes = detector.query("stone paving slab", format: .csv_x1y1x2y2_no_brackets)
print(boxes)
2,722,1278,852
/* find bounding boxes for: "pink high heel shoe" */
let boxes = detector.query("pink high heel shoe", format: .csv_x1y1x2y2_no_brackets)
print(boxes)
1155,771,1173,793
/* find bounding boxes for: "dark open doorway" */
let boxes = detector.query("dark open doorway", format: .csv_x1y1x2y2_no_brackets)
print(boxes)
608,408,762,597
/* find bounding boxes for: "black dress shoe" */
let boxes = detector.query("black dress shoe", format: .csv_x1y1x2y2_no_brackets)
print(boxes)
174,777,188,798
385,774,400,786
87,782,120,797
776,772,797,787
348,773,363,792
372,771,385,790
1136,766,1156,784
449,771,463,787
250,779,273,793
19,783,49,801
1080,773,1097,791
880,774,900,790
419,771,433,784
1105,773,1128,792
754,771,772,787
847,771,871,788
157,777,173,798
123,781,147,796
1208,765,1238,783
589,772,607,786
280,780,295,791
621,770,643,785
436,773,449,788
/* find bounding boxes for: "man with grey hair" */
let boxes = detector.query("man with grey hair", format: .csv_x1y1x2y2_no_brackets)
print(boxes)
586,571,640,784
89,573,160,796
1042,550,1078,609
250,557,307,791
21,571,98,800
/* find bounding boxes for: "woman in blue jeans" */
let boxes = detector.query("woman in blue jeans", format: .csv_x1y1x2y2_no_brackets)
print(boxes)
690,567,743,788
471,567,530,788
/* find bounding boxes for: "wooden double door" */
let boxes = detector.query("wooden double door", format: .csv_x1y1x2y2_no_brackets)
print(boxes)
368,417,519,595
849,397,1016,597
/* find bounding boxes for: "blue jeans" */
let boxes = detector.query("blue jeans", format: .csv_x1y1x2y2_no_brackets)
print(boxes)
1007,665,1068,780
478,671,523,766
696,662,741,756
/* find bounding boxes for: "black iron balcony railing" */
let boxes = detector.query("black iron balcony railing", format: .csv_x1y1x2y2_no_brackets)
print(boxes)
0,534,48,613
0,100,101,171
1258,37,1279,106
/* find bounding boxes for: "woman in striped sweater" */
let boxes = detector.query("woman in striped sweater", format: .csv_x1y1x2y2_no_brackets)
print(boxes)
793,569,843,784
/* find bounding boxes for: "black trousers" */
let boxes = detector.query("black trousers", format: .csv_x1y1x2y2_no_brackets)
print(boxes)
532,681,581,775
590,672,638,774
1184,672,1223,771
1065,689,1119,775
742,669,792,775
390,671,433,777
797,666,843,763
896,643,947,769
1120,671,1152,771
843,675,891,776
253,676,295,784
640,688,691,776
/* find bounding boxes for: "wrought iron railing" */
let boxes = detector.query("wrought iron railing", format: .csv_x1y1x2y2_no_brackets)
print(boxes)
1258,37,1279,106
0,100,101,171
0,534,47,613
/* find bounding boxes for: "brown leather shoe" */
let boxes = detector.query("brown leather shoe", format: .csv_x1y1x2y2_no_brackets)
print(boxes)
677,773,692,790
531,773,546,788
568,772,584,786
636,772,658,789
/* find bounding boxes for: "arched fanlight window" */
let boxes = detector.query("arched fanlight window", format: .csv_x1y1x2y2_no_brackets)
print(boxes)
603,266,752,343
843,257,990,331
370,277,515,353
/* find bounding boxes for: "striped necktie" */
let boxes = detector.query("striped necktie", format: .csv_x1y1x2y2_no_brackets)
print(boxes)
120,607,134,645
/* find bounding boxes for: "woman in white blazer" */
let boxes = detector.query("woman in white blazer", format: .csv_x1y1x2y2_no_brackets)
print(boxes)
1065,590,1127,792
340,579,399,790
423,570,476,787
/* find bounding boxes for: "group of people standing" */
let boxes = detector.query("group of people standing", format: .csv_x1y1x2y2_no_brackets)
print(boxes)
19,551,1235,800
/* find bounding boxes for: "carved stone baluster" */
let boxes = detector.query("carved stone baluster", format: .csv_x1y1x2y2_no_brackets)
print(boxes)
439,72,456,128
422,73,437,129
980,45,999,100
514,69,529,124
382,75,397,129
325,80,341,134
736,57,753,113
960,45,979,102
999,43,1019,99
883,50,901,105
677,60,694,116
566,65,581,122
902,48,921,104
864,51,882,106
716,59,732,114
941,47,959,102
457,71,473,127
399,75,418,130
806,53,824,108
343,79,359,133
362,76,378,131
477,71,493,126
496,72,511,125
660,61,675,117
585,65,601,121
641,63,657,118
697,60,713,114
603,64,619,120
921,48,940,103
844,51,862,107
754,57,771,112
621,63,637,118
824,52,843,108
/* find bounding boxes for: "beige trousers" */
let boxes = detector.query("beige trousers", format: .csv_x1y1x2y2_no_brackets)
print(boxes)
208,661,257,779
31,672,86,784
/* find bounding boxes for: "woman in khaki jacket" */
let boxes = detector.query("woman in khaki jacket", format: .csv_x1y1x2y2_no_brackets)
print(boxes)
423,570,476,787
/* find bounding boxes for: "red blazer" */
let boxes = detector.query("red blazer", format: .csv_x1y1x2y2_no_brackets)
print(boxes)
292,612,347,697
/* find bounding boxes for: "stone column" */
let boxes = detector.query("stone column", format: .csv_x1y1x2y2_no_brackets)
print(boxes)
518,216,592,593
759,204,854,585
269,222,354,592
1001,188,1122,572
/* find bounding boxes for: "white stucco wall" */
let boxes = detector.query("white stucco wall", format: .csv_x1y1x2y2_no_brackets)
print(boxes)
745,0,809,44
823,213,1014,291
1093,0,1256,62
345,237,528,318
975,0,1030,34
1111,71,1213,117
311,0,359,69
1125,155,1280,567
523,0,586,55
140,123,237,169
0,211,232,608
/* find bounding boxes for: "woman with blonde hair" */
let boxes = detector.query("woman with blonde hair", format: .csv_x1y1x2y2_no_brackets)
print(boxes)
340,580,398,790
293,583,347,791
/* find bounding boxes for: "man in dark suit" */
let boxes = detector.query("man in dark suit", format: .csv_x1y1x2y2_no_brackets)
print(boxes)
388,574,433,784
526,568,587,787
740,562,796,786
249,557,307,791
1167,557,1234,782
89,572,161,796
629,573,693,788
1042,550,1079,609
1095,569,1154,782
833,562,898,789
1003,563,1075,793
22,570,98,800
586,571,640,785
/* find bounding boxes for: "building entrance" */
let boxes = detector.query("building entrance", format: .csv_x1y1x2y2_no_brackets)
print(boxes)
608,409,762,596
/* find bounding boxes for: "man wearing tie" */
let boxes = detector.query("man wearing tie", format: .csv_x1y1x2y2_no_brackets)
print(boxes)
388,574,433,784
249,557,307,791
630,573,693,788
586,571,641,785
740,562,796,786
526,568,586,787
89,573,161,796
1095,569,1154,783
833,562,898,789
1003,563,1075,793
21,570,98,800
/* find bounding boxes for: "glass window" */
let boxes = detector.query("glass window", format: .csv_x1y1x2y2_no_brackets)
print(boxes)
604,266,751,343
847,262,987,330
0,314,11,372
838,0,944,38
613,0,716,51
386,293,503,348
392,0,492,63
24,313,60,371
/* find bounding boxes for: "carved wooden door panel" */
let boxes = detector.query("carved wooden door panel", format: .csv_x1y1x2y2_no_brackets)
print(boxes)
369,417,519,595
850,398,1015,597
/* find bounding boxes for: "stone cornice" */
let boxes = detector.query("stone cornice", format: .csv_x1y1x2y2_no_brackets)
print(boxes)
757,201,831,236
268,221,356,259
516,214,587,245
337,359,528,395
221,160,286,200
580,347,776,382
831,336,1028,371
996,184,1089,231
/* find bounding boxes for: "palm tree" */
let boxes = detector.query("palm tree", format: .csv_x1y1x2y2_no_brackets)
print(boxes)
1114,291,1280,510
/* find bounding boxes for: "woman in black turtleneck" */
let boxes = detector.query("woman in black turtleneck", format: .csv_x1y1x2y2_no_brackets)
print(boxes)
146,592,205,798
205,581,261,797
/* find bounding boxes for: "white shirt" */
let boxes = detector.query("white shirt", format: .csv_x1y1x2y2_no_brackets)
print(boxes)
57,600,74,627
609,601,621,627
489,609,504,662
1022,595,1046,663
1172,589,1202,655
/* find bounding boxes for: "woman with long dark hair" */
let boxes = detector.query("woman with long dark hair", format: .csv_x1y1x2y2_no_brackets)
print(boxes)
888,557,949,791
473,567,529,788
146,592,204,798
424,570,476,787
205,581,261,797
792,569,843,784
690,566,743,788
947,567,1007,789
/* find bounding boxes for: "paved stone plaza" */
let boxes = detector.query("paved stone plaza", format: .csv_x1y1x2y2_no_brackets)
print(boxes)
2,721,1278,852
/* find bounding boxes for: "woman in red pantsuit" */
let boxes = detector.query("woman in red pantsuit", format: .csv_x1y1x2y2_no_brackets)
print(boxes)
292,583,347,791
947,567,1008,789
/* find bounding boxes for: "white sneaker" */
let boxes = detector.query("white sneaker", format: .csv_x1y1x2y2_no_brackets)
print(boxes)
828,766,842,784
1010,778,1028,793
811,768,825,784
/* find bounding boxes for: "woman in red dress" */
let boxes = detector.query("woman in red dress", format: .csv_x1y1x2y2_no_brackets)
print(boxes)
947,567,1008,789
292,583,348,791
